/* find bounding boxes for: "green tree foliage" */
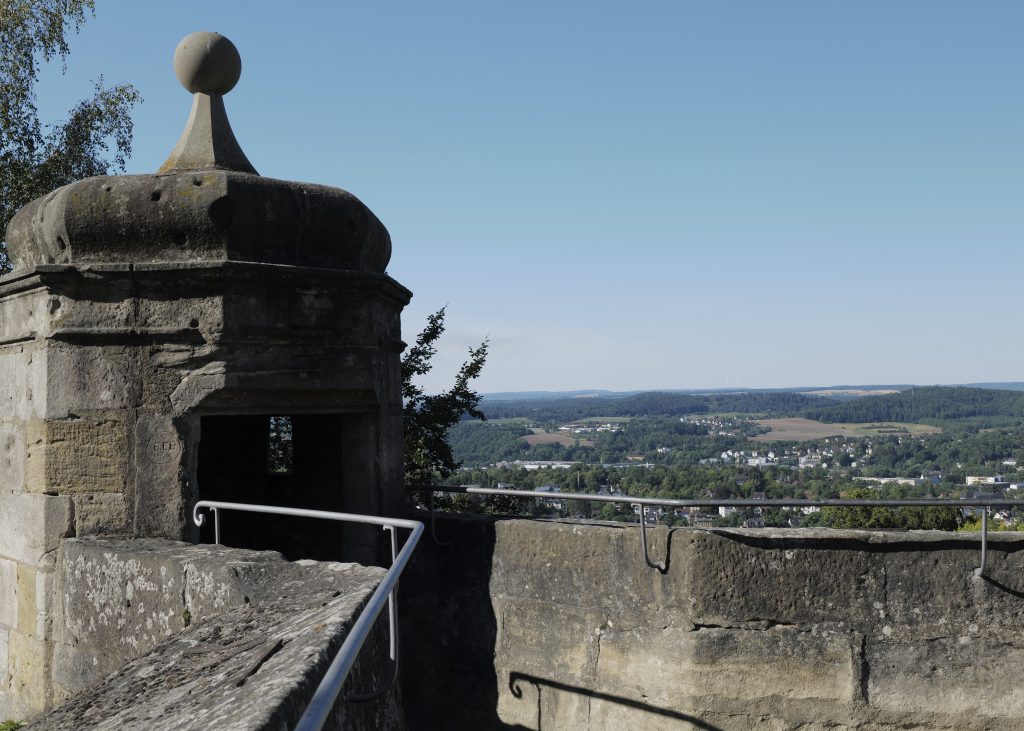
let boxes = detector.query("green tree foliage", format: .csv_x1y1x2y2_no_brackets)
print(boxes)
846,426,1024,480
959,514,1024,532
821,488,959,530
480,492,528,515
445,421,530,465
1,0,140,273
266,415,293,474
448,416,748,468
402,307,488,483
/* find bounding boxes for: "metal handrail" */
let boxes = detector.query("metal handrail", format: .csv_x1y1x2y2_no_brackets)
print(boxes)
191,500,424,731
411,485,1024,577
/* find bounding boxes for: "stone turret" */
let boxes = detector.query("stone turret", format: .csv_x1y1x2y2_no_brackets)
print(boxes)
0,31,410,718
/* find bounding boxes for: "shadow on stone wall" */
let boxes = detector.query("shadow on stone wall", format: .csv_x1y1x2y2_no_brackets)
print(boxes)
398,512,524,729
507,672,724,731
398,514,732,730
398,513,712,730
981,574,1024,598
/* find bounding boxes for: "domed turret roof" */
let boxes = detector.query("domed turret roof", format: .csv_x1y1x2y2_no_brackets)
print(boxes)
5,31,391,273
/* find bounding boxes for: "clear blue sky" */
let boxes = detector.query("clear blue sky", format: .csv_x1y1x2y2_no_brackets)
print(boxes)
33,1,1024,393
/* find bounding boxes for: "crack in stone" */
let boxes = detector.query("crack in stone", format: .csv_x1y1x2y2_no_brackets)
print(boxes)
880,557,889,614
858,633,870,705
234,637,285,687
691,620,798,632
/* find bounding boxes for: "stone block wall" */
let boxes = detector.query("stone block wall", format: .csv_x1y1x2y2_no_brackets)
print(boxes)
0,262,408,719
30,538,401,730
401,515,1024,731
0,283,72,720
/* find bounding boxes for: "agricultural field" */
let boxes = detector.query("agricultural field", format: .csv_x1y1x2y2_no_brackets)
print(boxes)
571,416,634,423
800,389,900,397
751,418,941,442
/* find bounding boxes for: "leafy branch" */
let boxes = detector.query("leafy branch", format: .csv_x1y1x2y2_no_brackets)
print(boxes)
1,0,140,273
402,307,489,484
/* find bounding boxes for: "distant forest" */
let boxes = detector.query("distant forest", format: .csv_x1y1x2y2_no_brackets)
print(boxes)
480,386,1024,427
803,387,1024,425
480,391,824,421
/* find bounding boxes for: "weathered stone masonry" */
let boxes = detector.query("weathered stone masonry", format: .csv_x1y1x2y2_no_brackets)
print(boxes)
403,517,1024,731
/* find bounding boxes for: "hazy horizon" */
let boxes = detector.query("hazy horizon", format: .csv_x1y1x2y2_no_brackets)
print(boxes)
479,381,1024,399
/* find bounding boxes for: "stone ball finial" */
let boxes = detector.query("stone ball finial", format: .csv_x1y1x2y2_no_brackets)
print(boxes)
173,31,241,95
